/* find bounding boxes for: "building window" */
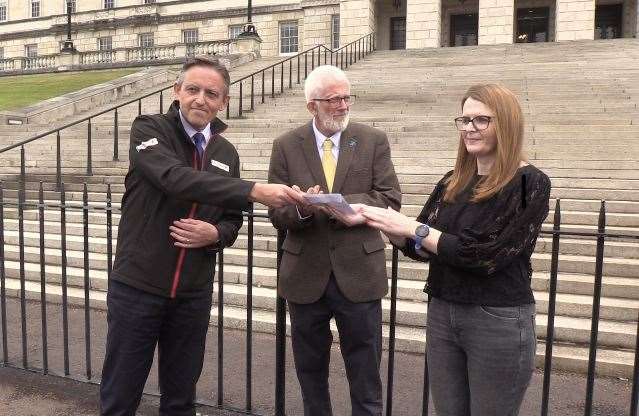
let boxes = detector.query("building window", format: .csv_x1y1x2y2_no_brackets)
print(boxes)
104,0,115,9
31,0,40,17
98,36,113,51
0,47,4,60
143,0,156,3
280,21,298,54
64,0,76,13
331,15,340,49
25,44,38,58
139,33,154,48
228,24,244,39
183,29,198,44
0,2,7,22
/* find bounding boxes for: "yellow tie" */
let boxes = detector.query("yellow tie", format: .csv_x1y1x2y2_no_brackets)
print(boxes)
322,138,337,192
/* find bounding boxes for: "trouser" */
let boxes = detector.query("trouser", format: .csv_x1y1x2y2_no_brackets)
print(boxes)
426,297,536,415
287,274,383,416
99,280,212,415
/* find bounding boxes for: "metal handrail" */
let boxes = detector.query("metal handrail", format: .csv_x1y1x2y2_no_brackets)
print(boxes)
0,32,375,156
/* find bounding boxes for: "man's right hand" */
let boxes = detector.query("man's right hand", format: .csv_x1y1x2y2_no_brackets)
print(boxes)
249,183,305,208
294,184,322,217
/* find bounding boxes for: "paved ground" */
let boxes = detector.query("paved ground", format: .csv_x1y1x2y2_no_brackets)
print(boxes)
0,297,635,415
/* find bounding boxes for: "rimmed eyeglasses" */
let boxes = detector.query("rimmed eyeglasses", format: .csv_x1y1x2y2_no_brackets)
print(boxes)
312,95,357,106
454,115,493,131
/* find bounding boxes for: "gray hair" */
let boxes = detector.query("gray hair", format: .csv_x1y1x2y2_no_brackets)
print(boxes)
175,56,231,95
304,65,350,103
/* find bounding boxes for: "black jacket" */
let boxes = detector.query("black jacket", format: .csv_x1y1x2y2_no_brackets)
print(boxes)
111,101,255,298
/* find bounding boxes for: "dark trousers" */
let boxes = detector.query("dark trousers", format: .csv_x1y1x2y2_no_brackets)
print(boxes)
287,275,383,416
426,297,536,415
100,280,212,415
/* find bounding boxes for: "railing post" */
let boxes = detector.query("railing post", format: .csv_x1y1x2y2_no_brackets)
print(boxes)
106,184,113,278
82,183,92,381
280,62,284,94
275,229,287,415
246,205,254,412
261,71,266,104
217,249,225,408
159,90,164,114
386,247,399,415
19,146,27,369
271,67,275,98
630,311,639,416
56,131,62,191
87,119,93,176
289,60,292,89
60,183,70,376
38,182,48,374
304,53,308,80
0,182,7,366
113,109,119,161
541,199,561,415
297,55,300,85
239,81,244,118
584,200,606,415
250,75,255,111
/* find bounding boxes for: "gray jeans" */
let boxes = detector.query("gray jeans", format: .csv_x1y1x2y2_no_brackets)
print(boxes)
426,297,536,415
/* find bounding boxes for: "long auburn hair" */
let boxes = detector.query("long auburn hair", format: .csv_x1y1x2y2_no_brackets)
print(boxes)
443,84,525,203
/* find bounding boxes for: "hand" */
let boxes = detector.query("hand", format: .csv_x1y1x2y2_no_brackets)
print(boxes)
294,184,322,217
170,218,219,248
318,203,367,227
361,206,420,238
249,183,305,208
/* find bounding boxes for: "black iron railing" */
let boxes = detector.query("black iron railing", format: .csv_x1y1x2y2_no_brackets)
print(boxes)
0,33,376,192
0,186,637,415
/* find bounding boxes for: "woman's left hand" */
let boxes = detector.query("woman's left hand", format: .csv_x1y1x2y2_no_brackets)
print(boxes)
361,206,420,238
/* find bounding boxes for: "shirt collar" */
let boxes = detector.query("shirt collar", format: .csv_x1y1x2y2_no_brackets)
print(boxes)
179,109,212,145
312,118,342,151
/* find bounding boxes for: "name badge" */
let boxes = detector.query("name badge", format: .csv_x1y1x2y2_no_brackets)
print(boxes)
135,138,158,152
210,159,230,172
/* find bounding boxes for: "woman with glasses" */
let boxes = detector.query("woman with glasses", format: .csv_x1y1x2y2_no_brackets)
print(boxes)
361,84,551,415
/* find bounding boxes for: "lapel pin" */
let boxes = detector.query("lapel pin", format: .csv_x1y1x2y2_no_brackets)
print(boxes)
348,138,357,148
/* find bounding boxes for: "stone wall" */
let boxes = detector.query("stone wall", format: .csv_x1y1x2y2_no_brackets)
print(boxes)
406,0,441,48
479,0,515,44
555,0,595,40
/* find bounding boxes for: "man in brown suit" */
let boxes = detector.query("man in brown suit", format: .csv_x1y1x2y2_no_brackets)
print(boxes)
268,65,401,415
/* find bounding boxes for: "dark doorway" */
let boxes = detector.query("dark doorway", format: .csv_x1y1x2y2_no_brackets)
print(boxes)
450,14,478,46
595,3,623,39
390,17,406,50
516,7,550,43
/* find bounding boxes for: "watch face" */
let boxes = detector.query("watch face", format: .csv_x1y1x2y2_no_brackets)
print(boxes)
416,224,429,237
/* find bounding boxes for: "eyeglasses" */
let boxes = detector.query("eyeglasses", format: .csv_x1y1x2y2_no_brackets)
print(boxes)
454,115,493,131
312,95,356,106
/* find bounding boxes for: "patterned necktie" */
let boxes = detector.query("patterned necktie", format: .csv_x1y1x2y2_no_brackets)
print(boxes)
193,132,206,165
322,138,337,192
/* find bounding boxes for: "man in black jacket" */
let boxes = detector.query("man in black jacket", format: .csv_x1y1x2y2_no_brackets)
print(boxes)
99,57,303,415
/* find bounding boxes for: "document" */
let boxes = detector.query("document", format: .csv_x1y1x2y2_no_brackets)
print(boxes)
302,193,356,215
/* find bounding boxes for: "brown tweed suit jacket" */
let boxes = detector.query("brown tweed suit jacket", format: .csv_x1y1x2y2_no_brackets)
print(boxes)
268,121,401,304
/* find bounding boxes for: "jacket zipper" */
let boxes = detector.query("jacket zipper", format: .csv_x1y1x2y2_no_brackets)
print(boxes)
170,148,203,298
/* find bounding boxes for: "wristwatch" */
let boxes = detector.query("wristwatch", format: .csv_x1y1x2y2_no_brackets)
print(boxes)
414,224,430,250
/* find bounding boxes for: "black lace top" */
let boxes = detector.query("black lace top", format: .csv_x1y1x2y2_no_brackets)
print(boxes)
402,165,551,306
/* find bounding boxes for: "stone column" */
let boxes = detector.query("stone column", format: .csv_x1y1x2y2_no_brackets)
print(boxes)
478,0,515,45
340,0,376,45
406,0,442,48
636,0,639,38
555,0,595,41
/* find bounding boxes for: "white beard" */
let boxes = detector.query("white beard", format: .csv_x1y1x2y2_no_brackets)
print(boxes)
320,113,350,133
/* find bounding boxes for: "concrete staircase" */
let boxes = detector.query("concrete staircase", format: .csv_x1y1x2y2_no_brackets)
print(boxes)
1,39,638,377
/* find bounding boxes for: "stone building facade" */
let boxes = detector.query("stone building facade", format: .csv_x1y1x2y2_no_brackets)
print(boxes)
0,0,637,63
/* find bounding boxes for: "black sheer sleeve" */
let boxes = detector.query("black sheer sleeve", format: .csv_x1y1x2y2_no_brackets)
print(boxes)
400,171,453,262
436,168,551,275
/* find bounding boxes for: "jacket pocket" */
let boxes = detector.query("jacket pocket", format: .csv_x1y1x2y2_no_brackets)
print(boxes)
362,239,385,254
282,238,303,255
